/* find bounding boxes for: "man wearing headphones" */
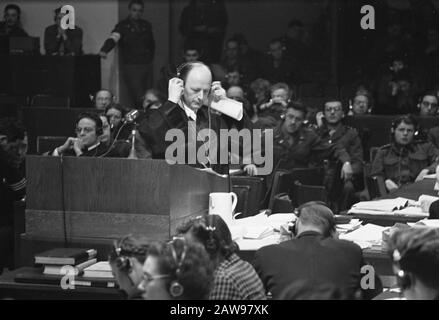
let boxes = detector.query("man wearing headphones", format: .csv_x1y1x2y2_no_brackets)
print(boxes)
271,101,352,185
254,201,382,300
52,112,108,157
316,99,363,211
389,227,439,300
371,115,439,192
0,4,27,37
136,61,257,175
108,235,149,299
44,7,83,56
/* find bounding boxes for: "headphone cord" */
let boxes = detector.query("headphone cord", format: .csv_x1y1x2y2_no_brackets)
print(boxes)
98,121,130,158
60,155,68,247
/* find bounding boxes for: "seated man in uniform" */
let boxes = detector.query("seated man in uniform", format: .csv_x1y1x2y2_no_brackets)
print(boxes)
316,99,363,211
271,101,353,187
371,115,439,192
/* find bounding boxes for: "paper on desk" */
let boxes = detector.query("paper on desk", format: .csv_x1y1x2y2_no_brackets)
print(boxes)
413,219,439,228
336,219,362,234
236,234,282,251
350,198,411,212
339,224,386,247
230,211,296,240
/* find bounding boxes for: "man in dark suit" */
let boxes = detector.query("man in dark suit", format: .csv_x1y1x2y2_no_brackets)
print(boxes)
136,61,257,175
253,201,382,299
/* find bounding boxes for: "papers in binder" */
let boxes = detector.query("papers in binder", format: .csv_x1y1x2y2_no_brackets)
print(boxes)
210,98,243,121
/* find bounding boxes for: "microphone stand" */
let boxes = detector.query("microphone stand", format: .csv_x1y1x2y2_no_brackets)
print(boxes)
128,122,138,159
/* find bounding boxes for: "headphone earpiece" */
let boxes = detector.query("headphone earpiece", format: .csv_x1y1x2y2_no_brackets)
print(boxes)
168,239,187,298
280,113,286,120
116,256,132,273
392,249,412,291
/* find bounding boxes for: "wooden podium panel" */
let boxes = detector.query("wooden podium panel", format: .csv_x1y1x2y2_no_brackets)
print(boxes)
25,156,229,242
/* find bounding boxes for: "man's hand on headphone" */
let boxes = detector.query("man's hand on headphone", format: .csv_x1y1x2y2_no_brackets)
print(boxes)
316,111,325,128
168,78,184,104
211,81,226,102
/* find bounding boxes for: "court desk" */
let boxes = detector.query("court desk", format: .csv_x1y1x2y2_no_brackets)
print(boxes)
349,179,436,226
19,156,229,266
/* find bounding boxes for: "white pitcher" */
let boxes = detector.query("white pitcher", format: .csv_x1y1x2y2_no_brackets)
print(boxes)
208,192,238,225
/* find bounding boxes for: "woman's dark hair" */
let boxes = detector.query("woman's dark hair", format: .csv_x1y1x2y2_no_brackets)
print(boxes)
147,238,213,300
109,235,150,265
176,214,238,262
389,227,439,290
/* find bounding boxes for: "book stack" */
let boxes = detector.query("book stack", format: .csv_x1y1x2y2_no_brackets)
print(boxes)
35,248,98,276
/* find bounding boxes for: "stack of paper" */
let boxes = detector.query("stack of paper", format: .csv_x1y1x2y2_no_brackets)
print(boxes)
413,219,439,228
230,211,296,241
336,219,362,234
339,224,387,249
351,197,410,212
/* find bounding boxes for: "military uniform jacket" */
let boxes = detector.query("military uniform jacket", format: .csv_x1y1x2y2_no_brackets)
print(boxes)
101,18,155,65
370,141,439,185
317,124,363,175
272,124,350,171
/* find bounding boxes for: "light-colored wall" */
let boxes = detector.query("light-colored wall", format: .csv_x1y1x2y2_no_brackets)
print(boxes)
1,0,119,93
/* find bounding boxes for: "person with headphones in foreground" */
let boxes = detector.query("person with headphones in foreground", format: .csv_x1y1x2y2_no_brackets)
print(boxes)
177,214,266,300
253,201,382,300
108,235,150,299
389,227,439,300
139,237,213,300
370,115,439,192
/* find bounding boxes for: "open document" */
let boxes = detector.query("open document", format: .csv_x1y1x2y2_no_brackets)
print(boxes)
348,196,429,217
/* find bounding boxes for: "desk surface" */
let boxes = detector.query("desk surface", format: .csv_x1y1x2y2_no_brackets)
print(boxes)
0,267,121,300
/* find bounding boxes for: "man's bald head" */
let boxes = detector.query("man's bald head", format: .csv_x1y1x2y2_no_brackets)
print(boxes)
181,62,213,111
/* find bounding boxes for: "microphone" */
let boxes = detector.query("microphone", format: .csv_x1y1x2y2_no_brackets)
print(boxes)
124,109,140,123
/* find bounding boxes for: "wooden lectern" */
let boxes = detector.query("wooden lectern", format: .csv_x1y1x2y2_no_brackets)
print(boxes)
19,156,229,265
